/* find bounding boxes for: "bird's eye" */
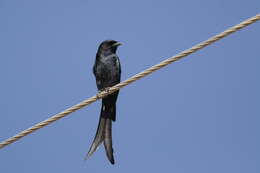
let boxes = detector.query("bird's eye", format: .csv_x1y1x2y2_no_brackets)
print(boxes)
109,41,116,45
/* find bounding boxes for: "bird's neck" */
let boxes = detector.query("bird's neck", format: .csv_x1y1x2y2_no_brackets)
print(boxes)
99,49,116,57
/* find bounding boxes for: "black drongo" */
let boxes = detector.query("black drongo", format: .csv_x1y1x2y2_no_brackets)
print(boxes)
86,40,122,164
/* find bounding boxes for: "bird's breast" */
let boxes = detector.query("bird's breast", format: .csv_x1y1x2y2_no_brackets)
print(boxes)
98,55,120,81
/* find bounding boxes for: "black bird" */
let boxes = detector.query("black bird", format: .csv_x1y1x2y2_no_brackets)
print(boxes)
86,40,122,164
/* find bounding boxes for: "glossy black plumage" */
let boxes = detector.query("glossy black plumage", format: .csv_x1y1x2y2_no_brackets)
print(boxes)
86,40,121,164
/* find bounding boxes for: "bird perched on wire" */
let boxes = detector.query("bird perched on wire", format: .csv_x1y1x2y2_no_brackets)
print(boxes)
86,40,122,164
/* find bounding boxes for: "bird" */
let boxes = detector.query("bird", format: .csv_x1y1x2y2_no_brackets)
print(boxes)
86,40,122,164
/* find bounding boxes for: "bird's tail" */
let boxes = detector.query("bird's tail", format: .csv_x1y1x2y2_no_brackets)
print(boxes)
85,103,115,164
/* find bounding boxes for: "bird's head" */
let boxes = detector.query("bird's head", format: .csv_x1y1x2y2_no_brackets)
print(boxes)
98,40,122,54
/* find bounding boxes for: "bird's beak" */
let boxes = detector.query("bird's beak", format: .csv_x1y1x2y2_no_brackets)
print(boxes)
112,42,122,47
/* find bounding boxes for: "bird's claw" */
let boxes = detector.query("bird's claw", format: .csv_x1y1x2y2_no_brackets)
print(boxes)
97,87,111,99
104,87,110,93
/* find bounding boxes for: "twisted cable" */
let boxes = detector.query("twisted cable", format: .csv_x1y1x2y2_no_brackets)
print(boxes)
0,14,259,149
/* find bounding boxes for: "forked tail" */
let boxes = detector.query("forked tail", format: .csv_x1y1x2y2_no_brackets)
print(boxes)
86,103,115,164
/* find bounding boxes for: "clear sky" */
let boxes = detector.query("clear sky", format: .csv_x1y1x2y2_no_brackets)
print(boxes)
0,1,259,173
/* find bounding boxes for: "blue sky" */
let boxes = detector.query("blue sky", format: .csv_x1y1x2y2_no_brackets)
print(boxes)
0,1,259,173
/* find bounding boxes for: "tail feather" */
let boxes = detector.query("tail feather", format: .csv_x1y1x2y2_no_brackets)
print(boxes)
86,103,115,164
85,116,106,159
104,119,115,164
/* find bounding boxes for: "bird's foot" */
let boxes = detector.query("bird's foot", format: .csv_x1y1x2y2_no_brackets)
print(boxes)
97,87,111,99
104,87,111,93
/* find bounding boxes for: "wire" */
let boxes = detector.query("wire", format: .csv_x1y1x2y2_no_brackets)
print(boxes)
0,14,259,149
